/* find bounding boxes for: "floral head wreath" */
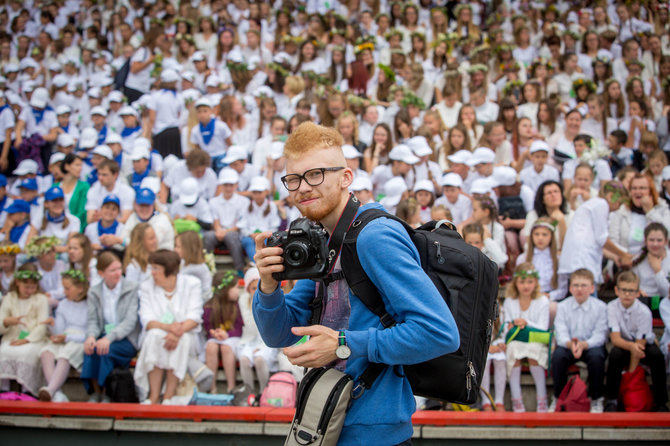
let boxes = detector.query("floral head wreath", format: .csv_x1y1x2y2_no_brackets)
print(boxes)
377,63,396,83
454,4,473,17
572,78,596,94
61,269,87,283
0,244,20,255
594,54,611,65
25,236,60,258
226,60,248,72
500,61,520,72
467,64,489,74
625,59,645,69
563,30,582,41
502,79,523,96
400,93,426,110
602,181,628,205
347,94,366,107
267,62,289,77
532,220,557,233
354,36,376,54
384,29,404,41
214,270,238,293
14,269,42,281
532,57,553,70
514,269,540,280
494,43,515,54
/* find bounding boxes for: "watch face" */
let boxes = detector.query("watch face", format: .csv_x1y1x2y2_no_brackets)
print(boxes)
335,345,351,360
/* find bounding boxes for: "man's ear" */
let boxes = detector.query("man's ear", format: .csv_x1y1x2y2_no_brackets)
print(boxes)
341,167,354,190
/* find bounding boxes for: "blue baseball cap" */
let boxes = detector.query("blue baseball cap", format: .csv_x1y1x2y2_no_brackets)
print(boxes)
6,199,31,214
44,186,64,201
19,178,38,191
135,188,155,205
102,194,121,207
0,174,6,187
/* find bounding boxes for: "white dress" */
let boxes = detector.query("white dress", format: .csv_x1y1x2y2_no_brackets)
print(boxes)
503,295,550,375
236,291,278,369
0,292,49,394
133,274,204,401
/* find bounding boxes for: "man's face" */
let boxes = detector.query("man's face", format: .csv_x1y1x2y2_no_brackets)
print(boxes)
98,168,116,188
286,147,351,222
135,202,154,220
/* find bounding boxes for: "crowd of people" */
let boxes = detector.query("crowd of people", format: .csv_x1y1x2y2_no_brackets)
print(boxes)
0,0,669,412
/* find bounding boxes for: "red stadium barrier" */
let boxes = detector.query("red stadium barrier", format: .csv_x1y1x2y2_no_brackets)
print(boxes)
2,401,670,427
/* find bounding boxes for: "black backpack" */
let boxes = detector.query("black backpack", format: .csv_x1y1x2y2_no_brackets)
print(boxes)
105,368,139,403
326,208,499,405
498,195,526,220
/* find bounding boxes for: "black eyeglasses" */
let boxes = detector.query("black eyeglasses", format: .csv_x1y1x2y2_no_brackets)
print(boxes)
281,167,345,191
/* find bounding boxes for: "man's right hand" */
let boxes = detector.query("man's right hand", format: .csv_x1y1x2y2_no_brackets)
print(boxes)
253,231,284,294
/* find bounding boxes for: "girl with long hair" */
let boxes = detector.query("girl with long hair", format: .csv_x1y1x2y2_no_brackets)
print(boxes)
204,270,243,393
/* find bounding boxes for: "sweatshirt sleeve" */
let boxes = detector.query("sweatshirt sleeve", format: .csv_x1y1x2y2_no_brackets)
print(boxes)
346,217,460,366
252,278,315,348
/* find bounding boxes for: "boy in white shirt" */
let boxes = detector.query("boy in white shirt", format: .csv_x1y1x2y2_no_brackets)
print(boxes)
551,269,608,413
605,271,668,412
204,168,249,272
85,159,135,223
169,177,214,230
189,97,232,173
434,173,472,225
520,141,561,195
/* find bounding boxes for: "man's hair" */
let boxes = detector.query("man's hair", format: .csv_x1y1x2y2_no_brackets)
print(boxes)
283,122,344,160
570,268,594,284
98,159,120,175
186,148,211,169
616,270,639,287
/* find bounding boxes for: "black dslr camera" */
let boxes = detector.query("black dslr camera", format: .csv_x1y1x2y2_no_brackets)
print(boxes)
266,218,330,281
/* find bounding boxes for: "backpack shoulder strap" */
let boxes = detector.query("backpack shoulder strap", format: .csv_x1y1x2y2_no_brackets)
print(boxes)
341,208,415,328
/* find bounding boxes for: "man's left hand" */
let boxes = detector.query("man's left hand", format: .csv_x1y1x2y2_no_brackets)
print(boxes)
283,325,339,368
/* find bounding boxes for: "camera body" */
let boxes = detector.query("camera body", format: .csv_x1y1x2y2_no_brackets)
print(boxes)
266,218,330,281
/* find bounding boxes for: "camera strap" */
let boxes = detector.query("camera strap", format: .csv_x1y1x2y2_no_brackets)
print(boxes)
309,194,360,326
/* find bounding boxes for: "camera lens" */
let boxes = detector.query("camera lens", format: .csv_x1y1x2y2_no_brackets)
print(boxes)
284,241,310,267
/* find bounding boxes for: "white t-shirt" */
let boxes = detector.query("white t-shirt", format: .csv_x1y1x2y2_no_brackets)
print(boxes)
29,209,80,242
147,89,183,134
85,180,136,212
18,107,58,136
125,47,153,93
0,105,15,143
209,193,250,229
164,160,217,201
434,193,472,226
169,198,213,224
520,164,561,195
189,118,232,157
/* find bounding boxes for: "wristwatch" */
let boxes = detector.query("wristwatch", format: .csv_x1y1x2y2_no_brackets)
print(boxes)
335,330,351,360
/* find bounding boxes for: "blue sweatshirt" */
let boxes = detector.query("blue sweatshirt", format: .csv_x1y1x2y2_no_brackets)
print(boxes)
253,203,459,446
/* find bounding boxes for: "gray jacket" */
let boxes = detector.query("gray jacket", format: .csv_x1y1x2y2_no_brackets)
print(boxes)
87,279,141,349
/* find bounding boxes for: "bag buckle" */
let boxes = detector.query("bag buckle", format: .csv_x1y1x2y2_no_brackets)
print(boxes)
351,383,366,400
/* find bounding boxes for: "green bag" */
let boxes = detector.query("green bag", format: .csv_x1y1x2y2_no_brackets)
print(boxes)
505,325,552,345
173,219,201,234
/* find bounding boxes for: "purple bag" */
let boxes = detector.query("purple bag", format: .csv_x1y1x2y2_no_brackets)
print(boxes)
17,133,47,173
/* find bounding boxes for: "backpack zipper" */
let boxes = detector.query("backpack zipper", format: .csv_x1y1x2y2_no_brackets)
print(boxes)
434,241,445,264
465,252,484,400
295,368,326,422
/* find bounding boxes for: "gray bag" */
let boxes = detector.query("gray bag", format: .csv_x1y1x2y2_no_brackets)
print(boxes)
284,367,353,446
